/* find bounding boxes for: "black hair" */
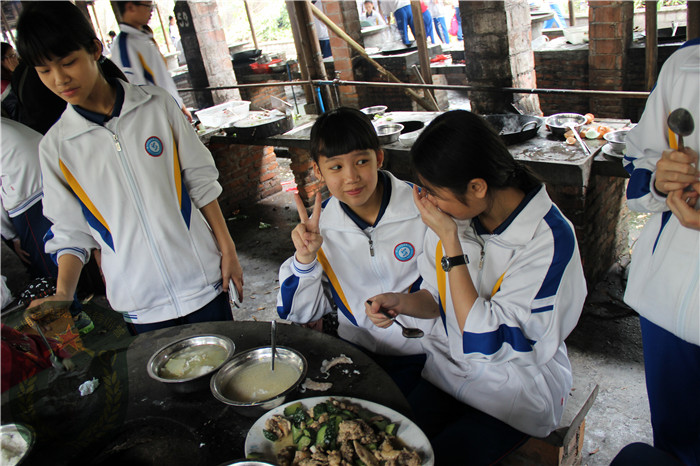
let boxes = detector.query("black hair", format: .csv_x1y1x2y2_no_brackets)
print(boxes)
1,42,13,77
16,1,100,67
411,110,541,199
1,42,11,59
309,107,380,163
108,30,117,38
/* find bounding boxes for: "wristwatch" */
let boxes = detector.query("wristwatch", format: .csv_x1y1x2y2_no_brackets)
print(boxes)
441,254,469,272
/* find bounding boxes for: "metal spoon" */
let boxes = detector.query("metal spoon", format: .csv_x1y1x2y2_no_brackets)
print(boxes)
367,300,424,338
566,122,591,156
31,321,64,372
270,320,276,371
667,108,694,150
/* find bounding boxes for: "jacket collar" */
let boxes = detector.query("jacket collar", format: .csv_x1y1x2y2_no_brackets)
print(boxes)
467,184,552,246
118,23,153,39
58,80,152,140
320,170,420,231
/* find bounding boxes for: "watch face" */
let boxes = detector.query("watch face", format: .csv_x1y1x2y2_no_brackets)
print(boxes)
441,256,450,271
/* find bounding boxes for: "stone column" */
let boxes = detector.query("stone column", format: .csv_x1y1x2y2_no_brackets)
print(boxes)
459,0,541,115
588,1,634,118
173,0,239,109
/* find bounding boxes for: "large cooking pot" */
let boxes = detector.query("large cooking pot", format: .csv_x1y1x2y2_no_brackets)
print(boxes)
482,114,543,145
225,111,292,141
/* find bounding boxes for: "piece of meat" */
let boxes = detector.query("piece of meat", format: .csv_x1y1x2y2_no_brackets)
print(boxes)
265,414,292,439
320,354,353,373
301,378,333,392
276,445,296,466
353,440,380,466
338,419,378,444
339,440,355,463
293,449,312,463
326,449,343,466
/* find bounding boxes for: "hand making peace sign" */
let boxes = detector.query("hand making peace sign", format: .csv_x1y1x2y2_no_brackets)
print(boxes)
291,192,324,264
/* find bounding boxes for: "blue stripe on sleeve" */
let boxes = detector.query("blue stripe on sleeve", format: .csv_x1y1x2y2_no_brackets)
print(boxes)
532,304,554,313
535,206,575,301
627,168,653,200
277,274,300,318
409,276,423,293
462,324,535,355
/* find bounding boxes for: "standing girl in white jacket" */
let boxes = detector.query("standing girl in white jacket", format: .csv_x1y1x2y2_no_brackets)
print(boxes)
367,110,586,464
16,2,243,334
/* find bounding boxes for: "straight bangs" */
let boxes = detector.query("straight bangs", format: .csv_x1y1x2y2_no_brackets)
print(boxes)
17,2,98,67
310,107,379,161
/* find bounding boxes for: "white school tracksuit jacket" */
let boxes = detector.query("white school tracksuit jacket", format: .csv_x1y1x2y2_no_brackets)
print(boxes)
40,80,223,324
110,23,184,108
418,185,587,437
277,172,434,356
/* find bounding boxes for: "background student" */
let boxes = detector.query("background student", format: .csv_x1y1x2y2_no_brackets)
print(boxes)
110,1,192,121
623,38,700,465
16,1,243,334
277,107,432,394
367,110,586,463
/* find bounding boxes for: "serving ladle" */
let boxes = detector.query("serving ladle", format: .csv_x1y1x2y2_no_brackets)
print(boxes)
366,300,424,339
668,108,696,192
270,320,276,371
667,108,694,150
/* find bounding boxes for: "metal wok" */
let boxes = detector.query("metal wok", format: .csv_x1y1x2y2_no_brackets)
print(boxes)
482,114,543,145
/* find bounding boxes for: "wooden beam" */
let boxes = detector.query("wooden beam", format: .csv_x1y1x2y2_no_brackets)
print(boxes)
645,1,657,91
292,1,332,112
244,0,258,51
568,0,576,26
154,2,171,53
308,1,437,111
285,0,315,108
1,10,15,43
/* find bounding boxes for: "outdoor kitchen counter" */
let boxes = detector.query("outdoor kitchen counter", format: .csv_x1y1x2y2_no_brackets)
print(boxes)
1,321,411,465
210,112,631,187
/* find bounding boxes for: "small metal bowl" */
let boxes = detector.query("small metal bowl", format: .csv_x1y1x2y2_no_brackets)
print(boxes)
210,346,307,417
376,123,404,145
147,334,235,394
0,423,35,465
603,129,629,153
545,113,587,138
360,105,387,117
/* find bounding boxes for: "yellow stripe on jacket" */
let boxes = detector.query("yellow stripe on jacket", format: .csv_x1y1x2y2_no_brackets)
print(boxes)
59,160,111,234
317,248,353,316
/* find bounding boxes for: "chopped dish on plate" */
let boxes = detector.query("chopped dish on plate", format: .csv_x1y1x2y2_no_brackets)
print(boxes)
246,397,433,466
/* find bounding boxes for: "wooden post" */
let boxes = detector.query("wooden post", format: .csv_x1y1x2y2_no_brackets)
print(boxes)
88,2,107,49
286,0,315,109
244,0,259,51
644,1,657,91
568,0,576,26
688,1,700,41
1,10,15,43
292,1,331,113
409,0,435,104
154,3,172,52
109,1,122,24
308,1,437,111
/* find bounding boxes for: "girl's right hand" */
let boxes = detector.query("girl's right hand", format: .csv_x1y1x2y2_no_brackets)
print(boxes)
365,293,402,328
412,185,458,241
654,147,699,195
291,192,323,264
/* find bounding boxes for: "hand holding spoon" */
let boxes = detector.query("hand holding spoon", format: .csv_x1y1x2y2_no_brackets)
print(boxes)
667,108,696,192
366,300,424,339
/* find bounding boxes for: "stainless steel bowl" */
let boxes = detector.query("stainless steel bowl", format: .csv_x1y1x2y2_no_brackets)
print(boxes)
147,334,235,394
376,123,404,145
0,423,35,465
545,113,587,138
210,346,307,417
360,105,387,117
603,129,629,153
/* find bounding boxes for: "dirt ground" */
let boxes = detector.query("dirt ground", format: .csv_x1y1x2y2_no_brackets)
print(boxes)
0,158,651,465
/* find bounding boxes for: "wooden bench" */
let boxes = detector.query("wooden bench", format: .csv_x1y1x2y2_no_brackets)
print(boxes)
502,375,599,466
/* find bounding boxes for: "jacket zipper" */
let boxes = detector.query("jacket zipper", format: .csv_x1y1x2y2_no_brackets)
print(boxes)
368,238,375,256
111,132,184,317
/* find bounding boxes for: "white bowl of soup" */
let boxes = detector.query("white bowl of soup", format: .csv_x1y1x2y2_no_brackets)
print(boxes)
210,346,307,417
147,334,235,394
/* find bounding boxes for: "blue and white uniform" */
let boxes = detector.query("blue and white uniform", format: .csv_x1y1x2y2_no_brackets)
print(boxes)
623,39,700,346
418,185,586,437
40,80,223,323
277,171,433,356
111,23,184,108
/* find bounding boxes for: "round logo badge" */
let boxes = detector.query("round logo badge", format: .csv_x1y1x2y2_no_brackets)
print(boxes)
394,242,415,262
145,136,163,157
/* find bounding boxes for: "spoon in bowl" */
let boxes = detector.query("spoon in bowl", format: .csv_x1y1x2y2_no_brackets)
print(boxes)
366,300,424,339
270,320,276,371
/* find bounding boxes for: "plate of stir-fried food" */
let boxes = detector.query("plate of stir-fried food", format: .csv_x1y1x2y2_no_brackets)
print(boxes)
244,397,434,466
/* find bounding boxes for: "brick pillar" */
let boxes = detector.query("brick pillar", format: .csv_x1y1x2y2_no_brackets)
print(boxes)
288,148,329,207
324,0,362,108
460,0,541,115
173,1,239,109
588,1,634,118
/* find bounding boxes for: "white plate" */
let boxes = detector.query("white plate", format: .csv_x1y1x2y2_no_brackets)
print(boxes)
244,396,435,465
601,143,625,159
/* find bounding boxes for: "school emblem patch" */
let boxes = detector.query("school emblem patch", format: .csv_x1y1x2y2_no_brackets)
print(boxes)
145,136,163,157
394,242,415,262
